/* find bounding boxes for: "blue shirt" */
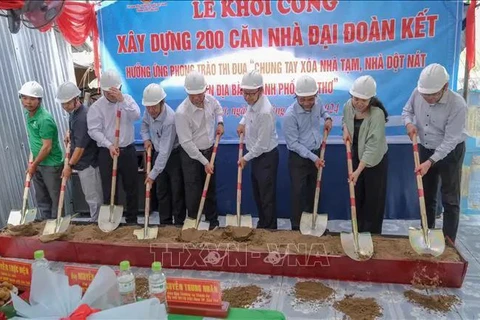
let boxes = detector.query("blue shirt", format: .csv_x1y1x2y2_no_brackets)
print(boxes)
69,105,98,171
283,101,331,162
140,104,179,180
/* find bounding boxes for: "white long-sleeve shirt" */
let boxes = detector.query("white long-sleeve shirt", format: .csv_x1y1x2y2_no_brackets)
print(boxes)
239,95,278,161
87,94,141,148
401,89,467,162
175,94,224,165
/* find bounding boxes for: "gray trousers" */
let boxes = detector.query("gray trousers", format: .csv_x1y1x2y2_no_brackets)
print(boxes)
77,165,103,222
32,165,62,220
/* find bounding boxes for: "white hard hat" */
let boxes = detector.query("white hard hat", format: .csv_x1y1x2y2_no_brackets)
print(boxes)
349,75,376,99
18,81,43,98
56,81,81,103
142,83,167,106
417,63,449,94
100,69,122,91
240,70,263,90
184,71,207,94
295,75,318,97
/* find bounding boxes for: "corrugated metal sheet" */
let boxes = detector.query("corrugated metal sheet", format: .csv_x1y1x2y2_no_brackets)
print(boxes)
0,20,75,227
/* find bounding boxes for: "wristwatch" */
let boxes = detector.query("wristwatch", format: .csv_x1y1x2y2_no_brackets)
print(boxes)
428,158,436,166
68,163,75,169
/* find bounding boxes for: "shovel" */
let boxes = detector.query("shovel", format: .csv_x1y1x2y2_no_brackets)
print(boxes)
134,147,158,239
43,136,73,235
226,133,253,228
98,109,124,233
340,140,374,261
300,129,329,236
182,134,221,231
8,153,37,225
408,134,445,257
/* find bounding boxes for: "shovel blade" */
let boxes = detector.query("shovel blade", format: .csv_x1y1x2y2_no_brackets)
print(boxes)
340,232,374,261
240,214,253,228
225,214,239,227
42,219,57,235
182,218,198,231
408,227,445,257
300,212,328,236
8,209,37,226
98,204,123,233
133,226,158,240
56,216,72,234
198,221,210,231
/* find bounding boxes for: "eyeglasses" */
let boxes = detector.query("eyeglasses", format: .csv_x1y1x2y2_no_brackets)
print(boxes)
242,89,260,97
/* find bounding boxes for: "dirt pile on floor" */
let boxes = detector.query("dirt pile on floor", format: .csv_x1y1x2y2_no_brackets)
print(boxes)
0,222,462,262
333,294,383,320
221,285,269,308
135,277,149,300
294,281,335,302
404,290,459,313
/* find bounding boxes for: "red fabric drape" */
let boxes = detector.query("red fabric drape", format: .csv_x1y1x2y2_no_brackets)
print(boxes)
0,0,24,10
466,0,477,71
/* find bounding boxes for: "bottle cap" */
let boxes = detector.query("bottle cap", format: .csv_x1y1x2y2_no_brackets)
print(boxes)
34,250,44,260
151,261,162,271
119,260,130,271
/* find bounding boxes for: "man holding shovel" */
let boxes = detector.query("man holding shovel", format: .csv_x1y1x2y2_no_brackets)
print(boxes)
141,83,186,226
283,75,332,231
87,70,141,224
402,63,467,243
56,81,103,222
237,70,279,230
19,81,64,221
175,70,224,230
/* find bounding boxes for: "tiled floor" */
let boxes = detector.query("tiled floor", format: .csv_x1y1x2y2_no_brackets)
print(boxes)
20,214,480,318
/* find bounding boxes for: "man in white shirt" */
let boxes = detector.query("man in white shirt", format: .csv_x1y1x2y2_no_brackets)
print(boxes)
401,63,467,243
175,71,224,229
87,69,141,224
237,70,279,229
141,83,186,226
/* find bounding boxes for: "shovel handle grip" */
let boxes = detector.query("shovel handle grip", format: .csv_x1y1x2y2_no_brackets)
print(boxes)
412,134,429,233
313,129,328,216
345,141,359,234
196,134,220,226
236,133,244,216
109,109,122,207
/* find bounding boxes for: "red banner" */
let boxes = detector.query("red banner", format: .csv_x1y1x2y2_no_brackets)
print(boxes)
0,259,32,289
166,278,222,306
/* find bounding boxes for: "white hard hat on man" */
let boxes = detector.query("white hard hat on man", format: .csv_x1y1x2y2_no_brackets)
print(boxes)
417,63,449,94
18,81,44,98
184,70,207,94
295,75,318,97
143,83,167,106
100,69,122,91
240,69,263,90
56,81,81,103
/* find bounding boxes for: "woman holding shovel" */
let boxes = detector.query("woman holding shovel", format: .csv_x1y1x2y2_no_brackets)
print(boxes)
342,75,388,234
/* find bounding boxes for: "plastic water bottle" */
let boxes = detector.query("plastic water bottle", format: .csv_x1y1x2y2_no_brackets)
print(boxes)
148,261,166,304
32,250,49,269
117,260,136,305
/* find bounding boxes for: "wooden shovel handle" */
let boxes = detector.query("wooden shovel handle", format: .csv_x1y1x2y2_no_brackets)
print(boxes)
110,109,121,207
412,134,429,233
236,133,244,216
21,153,34,215
313,129,328,216
345,140,359,234
196,134,220,226
144,147,152,229
57,132,71,221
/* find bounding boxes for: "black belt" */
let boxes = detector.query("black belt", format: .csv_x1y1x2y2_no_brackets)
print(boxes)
119,143,135,150
154,146,180,156
200,146,213,157
311,148,320,155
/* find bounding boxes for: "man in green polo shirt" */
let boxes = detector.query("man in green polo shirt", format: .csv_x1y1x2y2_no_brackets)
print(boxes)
19,81,64,221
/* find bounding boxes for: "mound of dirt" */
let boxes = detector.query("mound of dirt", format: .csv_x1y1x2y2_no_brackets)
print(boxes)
404,290,460,313
333,294,383,320
222,285,266,308
294,281,335,302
